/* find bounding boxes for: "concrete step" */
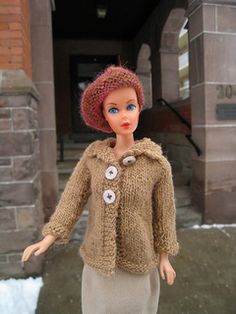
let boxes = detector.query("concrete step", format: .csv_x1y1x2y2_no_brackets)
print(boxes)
173,172,189,186
57,160,78,193
175,185,192,207
175,185,202,228
57,150,83,161
176,204,202,228
57,142,90,161
57,142,89,149
57,160,78,170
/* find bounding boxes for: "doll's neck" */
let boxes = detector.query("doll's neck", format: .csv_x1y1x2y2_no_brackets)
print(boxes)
113,134,134,159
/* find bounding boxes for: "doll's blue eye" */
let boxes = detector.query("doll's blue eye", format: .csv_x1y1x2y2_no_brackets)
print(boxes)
108,107,119,114
127,104,136,111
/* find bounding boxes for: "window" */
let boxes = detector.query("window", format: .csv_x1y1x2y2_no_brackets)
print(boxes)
178,20,189,100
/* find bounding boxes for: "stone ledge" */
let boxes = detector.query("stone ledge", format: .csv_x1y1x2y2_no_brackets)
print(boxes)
0,70,39,100
188,0,236,16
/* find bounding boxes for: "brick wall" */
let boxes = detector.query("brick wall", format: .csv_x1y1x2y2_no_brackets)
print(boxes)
0,0,32,77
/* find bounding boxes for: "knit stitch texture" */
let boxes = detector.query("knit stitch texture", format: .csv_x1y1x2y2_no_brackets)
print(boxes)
42,137,179,276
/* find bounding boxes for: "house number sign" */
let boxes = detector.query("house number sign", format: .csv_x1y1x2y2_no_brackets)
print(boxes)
216,85,236,120
216,84,236,99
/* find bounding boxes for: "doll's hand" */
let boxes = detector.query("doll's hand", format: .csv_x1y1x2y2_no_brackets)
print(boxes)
159,252,176,285
21,234,57,263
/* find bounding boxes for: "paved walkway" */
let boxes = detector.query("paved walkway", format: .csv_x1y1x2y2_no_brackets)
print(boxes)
35,226,236,314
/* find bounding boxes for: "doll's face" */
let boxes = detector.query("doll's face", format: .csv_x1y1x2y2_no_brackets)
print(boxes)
102,87,140,135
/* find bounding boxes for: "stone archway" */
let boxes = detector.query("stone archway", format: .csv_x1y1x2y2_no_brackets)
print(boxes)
136,43,153,109
160,8,187,103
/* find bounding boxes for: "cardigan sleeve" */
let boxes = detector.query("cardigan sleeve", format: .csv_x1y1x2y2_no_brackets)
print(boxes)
152,157,179,256
42,150,91,244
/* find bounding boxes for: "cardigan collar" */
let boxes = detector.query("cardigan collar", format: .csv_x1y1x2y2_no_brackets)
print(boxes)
85,137,163,164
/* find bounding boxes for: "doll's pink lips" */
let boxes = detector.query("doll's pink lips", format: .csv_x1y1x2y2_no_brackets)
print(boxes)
121,122,130,127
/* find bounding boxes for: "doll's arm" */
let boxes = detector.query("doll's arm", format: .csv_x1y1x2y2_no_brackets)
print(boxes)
42,152,91,245
159,251,176,285
152,158,179,256
21,234,57,262
152,159,179,285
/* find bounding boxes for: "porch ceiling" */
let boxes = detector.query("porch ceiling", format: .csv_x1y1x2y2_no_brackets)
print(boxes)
52,0,161,40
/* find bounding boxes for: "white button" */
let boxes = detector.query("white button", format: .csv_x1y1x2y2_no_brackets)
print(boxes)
103,189,116,204
105,166,118,180
122,156,136,166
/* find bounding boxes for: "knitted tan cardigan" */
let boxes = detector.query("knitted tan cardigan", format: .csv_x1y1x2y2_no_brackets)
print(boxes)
42,137,179,276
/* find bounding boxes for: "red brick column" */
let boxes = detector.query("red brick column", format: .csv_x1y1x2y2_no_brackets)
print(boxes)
0,0,32,76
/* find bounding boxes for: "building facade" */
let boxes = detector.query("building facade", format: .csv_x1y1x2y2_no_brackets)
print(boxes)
0,0,236,277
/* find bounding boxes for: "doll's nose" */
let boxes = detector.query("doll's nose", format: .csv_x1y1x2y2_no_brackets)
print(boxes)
120,110,128,119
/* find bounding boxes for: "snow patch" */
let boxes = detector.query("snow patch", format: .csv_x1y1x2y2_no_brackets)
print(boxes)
191,223,236,229
0,277,43,314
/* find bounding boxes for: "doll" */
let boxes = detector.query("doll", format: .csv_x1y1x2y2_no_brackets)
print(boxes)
21,65,179,314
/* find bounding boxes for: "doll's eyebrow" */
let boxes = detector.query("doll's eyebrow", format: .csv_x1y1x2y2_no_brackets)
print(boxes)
106,99,137,106
105,102,118,106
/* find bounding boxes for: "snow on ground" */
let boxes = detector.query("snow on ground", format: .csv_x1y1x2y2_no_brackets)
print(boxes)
0,277,43,314
191,223,236,229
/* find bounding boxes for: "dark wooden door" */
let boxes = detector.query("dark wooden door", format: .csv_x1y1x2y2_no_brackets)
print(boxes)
70,55,118,142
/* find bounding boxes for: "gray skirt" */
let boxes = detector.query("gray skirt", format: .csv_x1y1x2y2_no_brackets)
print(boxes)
81,264,160,314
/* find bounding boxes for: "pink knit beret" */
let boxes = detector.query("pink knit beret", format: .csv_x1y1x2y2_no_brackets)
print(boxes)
80,65,145,133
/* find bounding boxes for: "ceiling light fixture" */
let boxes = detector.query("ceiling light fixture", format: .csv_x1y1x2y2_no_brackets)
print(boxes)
96,4,108,19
